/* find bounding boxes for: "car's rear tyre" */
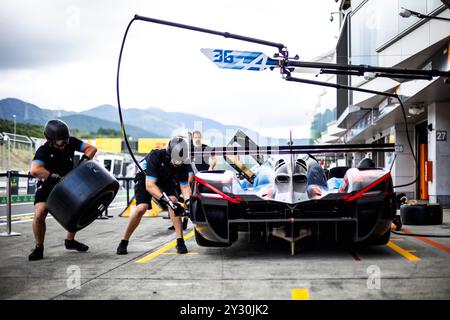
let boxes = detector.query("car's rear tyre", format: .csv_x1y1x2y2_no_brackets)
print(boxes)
47,160,120,232
400,203,443,225
194,228,231,247
364,228,391,245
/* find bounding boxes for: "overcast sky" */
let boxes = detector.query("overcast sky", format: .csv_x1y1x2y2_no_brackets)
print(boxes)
0,0,340,139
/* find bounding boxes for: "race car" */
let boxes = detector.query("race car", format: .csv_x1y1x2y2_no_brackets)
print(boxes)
188,131,397,253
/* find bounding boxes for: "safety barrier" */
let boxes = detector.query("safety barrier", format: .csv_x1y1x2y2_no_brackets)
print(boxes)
117,177,134,205
0,171,135,236
0,171,31,236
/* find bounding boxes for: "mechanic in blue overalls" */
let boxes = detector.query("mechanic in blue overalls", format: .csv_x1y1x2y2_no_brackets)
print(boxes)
116,136,192,255
28,119,97,261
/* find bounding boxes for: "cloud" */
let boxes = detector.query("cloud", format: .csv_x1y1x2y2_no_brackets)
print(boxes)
0,0,341,138
0,1,83,69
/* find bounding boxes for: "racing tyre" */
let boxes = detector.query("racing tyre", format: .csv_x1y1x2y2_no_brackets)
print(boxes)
194,228,231,247
47,160,120,232
400,203,443,225
364,229,391,245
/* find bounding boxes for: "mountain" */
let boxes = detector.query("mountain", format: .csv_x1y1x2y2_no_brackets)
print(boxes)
0,98,306,144
0,98,72,125
80,104,266,143
0,98,161,138
57,114,162,138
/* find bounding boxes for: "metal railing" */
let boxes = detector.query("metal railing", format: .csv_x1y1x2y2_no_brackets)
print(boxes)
0,171,31,237
1,133,34,172
0,171,135,236
116,177,134,205
97,177,134,219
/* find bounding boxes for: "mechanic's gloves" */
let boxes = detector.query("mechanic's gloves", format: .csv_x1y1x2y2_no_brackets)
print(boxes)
159,193,187,216
78,154,90,165
48,172,62,181
172,202,186,216
158,193,171,207
183,198,191,217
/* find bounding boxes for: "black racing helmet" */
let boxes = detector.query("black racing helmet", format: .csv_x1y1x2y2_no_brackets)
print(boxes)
44,119,70,142
357,158,376,169
167,136,189,165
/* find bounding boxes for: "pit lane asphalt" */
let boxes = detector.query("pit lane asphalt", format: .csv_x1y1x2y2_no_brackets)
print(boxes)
0,205,449,300
0,195,129,227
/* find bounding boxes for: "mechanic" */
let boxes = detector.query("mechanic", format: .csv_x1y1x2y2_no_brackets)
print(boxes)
116,136,192,255
168,131,217,231
28,119,97,261
190,130,217,175
305,158,329,199
168,130,216,231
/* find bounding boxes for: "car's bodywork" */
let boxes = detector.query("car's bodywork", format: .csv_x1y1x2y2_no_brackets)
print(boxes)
188,131,397,251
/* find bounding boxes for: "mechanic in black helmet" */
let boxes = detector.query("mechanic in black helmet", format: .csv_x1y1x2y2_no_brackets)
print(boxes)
116,136,192,255
28,119,97,261
167,130,216,231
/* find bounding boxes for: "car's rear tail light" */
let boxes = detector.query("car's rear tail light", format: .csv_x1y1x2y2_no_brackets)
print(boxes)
343,172,391,202
195,176,242,204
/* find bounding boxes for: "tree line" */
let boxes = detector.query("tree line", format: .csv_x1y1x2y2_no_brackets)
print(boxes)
0,119,122,139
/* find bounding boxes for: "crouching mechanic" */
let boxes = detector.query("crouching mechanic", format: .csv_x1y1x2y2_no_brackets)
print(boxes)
28,119,97,261
116,136,192,255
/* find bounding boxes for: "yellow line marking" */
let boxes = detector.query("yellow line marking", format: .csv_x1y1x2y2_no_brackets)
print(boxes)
0,214,35,222
161,252,199,255
407,250,417,253
291,288,310,300
387,241,421,261
135,231,195,263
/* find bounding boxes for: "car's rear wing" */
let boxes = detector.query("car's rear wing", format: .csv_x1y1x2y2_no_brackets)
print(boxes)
188,143,395,157
187,131,395,175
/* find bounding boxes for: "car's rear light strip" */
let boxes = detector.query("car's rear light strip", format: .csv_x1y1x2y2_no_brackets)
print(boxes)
200,193,223,199
194,176,242,204
343,172,391,202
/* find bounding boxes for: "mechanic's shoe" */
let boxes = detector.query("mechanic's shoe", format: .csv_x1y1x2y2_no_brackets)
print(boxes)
182,217,189,230
176,238,188,254
168,225,175,230
28,245,44,261
116,240,129,255
65,239,89,252
392,215,402,231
